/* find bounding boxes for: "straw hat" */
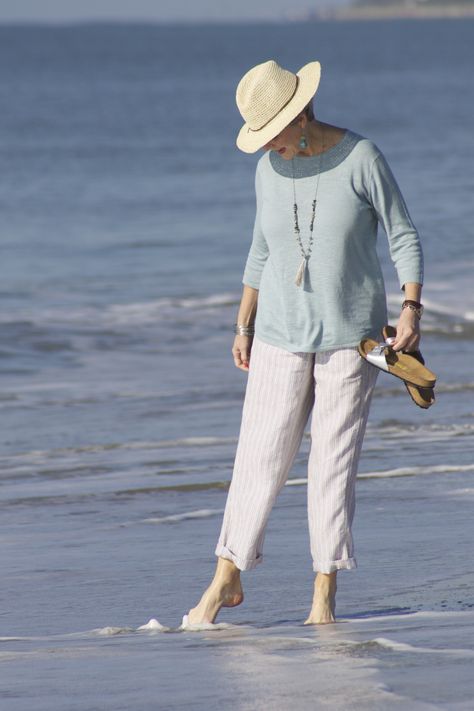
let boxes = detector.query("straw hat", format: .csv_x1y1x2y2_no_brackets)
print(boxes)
236,59,321,154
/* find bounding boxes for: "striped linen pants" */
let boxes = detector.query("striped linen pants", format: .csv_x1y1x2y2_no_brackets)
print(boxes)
215,335,379,574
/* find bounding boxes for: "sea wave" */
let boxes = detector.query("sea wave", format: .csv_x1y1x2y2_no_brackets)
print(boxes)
387,292,474,338
0,435,238,466
3,462,471,507
287,463,474,486
0,292,240,329
365,421,474,440
2,291,474,339
3,422,473,463
343,636,474,657
373,382,474,398
141,508,225,525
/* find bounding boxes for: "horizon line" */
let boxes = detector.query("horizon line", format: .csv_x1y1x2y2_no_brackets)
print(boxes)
0,13,472,27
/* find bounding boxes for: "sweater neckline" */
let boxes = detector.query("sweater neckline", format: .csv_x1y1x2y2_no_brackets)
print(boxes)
269,129,361,178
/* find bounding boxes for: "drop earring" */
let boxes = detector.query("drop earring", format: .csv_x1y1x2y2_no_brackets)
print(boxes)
299,134,308,150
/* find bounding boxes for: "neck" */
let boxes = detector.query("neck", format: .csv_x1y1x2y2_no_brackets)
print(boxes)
297,120,325,157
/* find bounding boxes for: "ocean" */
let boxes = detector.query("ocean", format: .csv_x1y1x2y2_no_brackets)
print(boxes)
1,18,473,710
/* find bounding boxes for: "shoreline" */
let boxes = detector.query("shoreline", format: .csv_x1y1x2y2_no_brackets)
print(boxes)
323,6,474,21
0,14,473,26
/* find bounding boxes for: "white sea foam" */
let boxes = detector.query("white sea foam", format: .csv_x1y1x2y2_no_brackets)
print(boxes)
137,619,169,632
286,477,308,486
5,289,474,337
364,637,474,657
92,626,135,636
434,382,474,393
350,609,474,623
0,292,240,328
366,423,474,441
285,463,474,486
358,464,474,479
0,436,237,468
104,293,238,326
387,291,474,323
142,508,225,524
445,487,474,497
9,422,471,471
180,613,237,632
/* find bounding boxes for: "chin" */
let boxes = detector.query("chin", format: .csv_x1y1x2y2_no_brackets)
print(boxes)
274,147,294,160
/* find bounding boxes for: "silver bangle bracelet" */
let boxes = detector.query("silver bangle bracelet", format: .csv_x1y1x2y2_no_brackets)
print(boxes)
234,323,255,336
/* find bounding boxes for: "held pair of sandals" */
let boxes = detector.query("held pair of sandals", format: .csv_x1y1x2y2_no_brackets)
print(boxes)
359,325,436,409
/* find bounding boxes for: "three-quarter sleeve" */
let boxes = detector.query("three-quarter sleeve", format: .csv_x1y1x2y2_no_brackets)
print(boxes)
242,163,269,289
369,151,424,289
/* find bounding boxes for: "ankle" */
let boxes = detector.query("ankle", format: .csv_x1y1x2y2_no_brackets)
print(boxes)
212,573,241,591
215,557,240,582
315,572,337,589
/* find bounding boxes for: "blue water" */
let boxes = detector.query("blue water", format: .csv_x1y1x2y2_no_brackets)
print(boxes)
1,19,473,710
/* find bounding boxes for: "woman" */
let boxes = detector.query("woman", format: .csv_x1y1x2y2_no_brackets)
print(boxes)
183,60,423,626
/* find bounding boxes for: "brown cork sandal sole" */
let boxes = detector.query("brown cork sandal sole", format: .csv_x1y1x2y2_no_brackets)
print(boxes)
382,326,435,409
358,338,436,388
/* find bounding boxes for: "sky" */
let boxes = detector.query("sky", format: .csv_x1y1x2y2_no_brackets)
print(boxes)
0,0,349,24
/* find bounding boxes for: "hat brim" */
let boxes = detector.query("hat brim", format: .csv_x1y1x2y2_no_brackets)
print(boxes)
236,61,321,154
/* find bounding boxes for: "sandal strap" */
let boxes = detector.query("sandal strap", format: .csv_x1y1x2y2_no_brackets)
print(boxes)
365,343,390,372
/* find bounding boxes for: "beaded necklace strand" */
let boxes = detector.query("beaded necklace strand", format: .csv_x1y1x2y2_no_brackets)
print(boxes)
291,127,326,287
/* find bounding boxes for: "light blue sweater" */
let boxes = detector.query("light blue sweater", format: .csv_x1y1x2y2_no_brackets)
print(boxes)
242,129,423,353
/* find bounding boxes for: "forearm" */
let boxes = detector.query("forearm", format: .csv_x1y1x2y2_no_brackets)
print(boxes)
393,282,422,352
236,284,259,326
402,282,422,302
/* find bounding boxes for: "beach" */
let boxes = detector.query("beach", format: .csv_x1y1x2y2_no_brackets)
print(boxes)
1,18,473,710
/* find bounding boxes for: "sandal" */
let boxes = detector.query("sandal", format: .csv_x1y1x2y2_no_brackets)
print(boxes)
358,335,436,388
382,326,435,409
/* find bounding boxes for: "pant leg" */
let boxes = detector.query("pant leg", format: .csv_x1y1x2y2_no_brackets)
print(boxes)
308,347,378,574
215,336,315,571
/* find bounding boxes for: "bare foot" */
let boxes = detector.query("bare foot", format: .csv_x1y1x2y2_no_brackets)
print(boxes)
304,571,337,625
187,557,244,625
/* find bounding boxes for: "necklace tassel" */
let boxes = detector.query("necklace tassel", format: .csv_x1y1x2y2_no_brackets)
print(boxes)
291,129,325,290
295,257,306,287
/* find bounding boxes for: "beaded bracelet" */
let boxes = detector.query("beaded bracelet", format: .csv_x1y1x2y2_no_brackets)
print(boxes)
401,301,424,319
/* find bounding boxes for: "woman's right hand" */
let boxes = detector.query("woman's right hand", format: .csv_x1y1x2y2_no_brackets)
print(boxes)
232,335,253,371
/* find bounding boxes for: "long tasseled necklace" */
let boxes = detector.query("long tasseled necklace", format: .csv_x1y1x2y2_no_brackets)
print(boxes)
292,129,326,287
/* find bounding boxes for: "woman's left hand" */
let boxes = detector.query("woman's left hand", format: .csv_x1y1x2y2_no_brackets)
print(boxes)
391,307,421,352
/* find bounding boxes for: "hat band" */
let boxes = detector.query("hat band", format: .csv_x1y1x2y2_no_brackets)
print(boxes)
247,76,300,133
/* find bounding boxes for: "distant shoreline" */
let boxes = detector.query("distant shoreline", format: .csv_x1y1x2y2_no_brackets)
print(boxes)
0,11,473,27
324,5,474,21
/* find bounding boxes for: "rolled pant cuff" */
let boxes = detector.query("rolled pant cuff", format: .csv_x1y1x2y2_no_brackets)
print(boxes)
313,557,357,573
214,544,263,571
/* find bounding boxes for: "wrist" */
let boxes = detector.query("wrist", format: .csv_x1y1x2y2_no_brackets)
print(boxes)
234,323,255,336
401,300,423,320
